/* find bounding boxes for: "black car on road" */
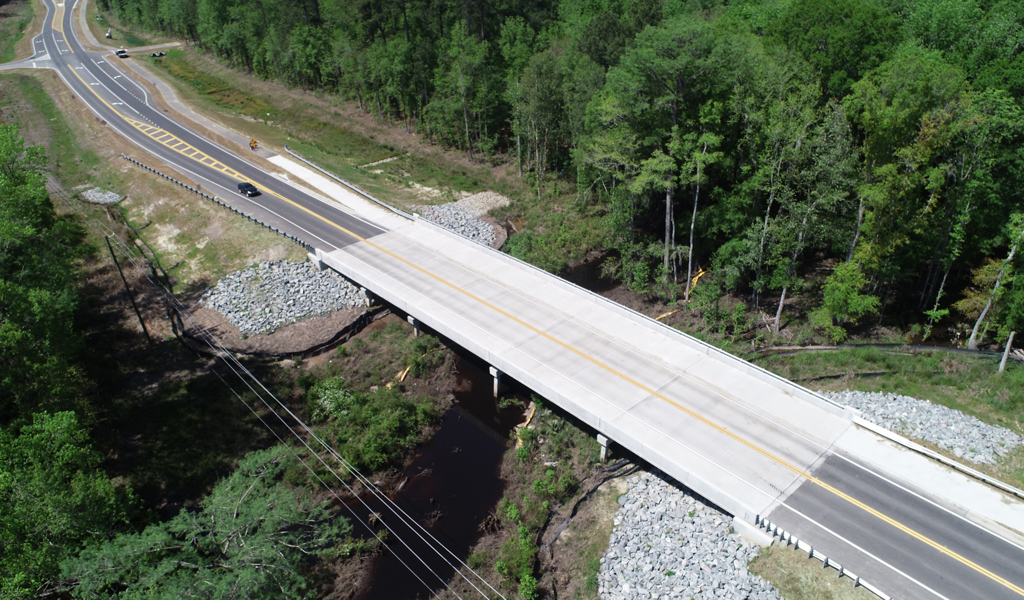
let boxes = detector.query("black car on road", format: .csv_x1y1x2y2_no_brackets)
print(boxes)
237,182,260,197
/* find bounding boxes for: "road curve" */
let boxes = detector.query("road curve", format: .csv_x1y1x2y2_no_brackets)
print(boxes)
18,0,385,252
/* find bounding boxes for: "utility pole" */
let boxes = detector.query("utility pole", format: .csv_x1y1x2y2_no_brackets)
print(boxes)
106,235,153,345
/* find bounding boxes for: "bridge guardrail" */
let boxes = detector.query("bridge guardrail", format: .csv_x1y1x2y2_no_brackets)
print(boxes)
755,515,891,600
412,216,854,422
282,145,415,221
121,153,314,254
853,416,1024,501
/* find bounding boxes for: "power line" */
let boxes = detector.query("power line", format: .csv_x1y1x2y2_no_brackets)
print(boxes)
88,216,504,599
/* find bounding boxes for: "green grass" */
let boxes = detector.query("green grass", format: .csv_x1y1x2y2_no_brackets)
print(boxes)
496,188,611,274
159,49,275,120
0,0,33,63
0,73,105,187
749,545,877,600
144,48,495,206
90,10,150,47
756,346,1024,431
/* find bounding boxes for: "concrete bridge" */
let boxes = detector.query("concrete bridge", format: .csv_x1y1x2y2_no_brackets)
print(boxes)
11,0,1024,594
317,213,1024,600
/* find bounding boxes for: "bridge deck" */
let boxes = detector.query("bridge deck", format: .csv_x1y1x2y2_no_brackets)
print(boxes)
324,219,853,521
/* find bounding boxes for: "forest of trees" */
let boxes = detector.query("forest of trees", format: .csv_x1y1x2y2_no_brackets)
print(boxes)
0,123,354,598
97,0,1024,340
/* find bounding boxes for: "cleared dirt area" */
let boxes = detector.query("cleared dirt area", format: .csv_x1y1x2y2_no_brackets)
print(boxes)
186,304,366,356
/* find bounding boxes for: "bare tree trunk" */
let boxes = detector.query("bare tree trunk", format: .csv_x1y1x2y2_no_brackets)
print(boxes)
846,194,864,262
968,231,1022,349
517,129,522,178
685,175,700,302
459,60,473,160
773,287,787,335
923,263,952,342
999,331,1016,374
685,144,709,303
664,184,672,279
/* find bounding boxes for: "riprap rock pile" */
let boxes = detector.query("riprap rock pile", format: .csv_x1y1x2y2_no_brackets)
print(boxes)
824,390,1023,464
202,260,364,336
599,472,780,600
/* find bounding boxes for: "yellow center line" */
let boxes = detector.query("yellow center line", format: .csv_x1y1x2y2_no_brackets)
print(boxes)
53,3,73,54
64,60,1023,597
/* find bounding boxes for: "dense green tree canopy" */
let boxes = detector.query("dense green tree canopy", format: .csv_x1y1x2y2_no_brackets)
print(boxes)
0,124,89,426
95,0,1024,342
1,412,135,599
63,446,352,599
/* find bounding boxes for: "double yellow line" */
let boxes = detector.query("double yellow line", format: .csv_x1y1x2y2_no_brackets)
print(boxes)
52,1,74,54
64,45,1023,598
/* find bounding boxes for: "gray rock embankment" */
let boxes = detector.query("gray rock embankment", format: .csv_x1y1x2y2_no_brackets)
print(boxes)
201,260,365,336
414,191,511,247
823,390,1023,464
599,472,780,600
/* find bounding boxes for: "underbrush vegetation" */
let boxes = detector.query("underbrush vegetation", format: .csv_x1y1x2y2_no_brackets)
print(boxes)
748,545,877,600
306,377,437,473
291,321,451,480
0,0,31,63
488,400,601,599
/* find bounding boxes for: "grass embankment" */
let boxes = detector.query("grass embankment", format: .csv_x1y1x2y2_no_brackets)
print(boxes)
142,48,493,206
749,545,877,600
0,0,32,63
759,346,1024,431
86,4,152,48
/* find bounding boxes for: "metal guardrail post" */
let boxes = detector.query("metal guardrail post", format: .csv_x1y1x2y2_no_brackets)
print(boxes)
121,154,311,252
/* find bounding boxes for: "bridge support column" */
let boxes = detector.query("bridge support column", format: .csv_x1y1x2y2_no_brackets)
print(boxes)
407,316,420,337
360,287,372,307
488,366,502,398
598,434,610,461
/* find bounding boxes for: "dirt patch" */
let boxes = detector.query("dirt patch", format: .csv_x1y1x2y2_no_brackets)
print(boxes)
542,472,629,599
186,303,366,356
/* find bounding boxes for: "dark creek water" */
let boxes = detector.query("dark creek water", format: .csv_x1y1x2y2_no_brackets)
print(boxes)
351,355,529,600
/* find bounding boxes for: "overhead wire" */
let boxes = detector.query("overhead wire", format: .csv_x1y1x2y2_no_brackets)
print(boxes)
209,368,444,600
102,232,464,600
49,192,462,598
81,204,504,599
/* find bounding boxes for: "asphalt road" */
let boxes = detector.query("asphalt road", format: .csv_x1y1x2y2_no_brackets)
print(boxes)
22,0,384,252
770,452,1024,600
9,2,1024,599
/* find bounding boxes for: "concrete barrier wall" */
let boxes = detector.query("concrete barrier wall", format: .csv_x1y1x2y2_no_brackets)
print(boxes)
413,218,853,420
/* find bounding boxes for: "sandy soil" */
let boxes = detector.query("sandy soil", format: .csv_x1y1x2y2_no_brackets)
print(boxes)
185,303,366,356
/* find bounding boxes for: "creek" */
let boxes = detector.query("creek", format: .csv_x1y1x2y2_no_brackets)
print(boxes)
352,353,528,600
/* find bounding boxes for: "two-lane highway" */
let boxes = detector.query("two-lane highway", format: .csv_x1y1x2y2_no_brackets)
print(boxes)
34,0,386,252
